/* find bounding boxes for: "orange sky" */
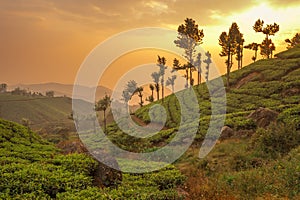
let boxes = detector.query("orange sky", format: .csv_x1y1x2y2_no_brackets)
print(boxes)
0,0,300,89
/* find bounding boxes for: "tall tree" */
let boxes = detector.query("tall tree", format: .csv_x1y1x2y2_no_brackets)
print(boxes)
174,18,204,87
194,53,202,85
125,80,138,95
149,84,154,101
166,75,177,93
95,94,111,133
122,90,131,103
260,38,276,58
203,51,212,82
151,72,160,100
136,87,144,107
219,22,240,87
157,56,167,102
172,58,187,87
244,42,260,62
253,19,279,59
235,32,245,69
285,33,300,49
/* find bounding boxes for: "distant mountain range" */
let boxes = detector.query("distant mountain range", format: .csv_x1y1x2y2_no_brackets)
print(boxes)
7,82,112,100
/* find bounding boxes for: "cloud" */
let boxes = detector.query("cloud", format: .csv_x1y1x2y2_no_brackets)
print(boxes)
144,1,170,15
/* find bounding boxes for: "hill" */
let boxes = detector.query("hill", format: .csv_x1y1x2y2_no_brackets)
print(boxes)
105,46,300,199
0,118,186,199
0,93,75,141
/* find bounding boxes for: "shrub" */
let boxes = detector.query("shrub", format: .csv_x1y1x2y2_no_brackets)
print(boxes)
251,122,300,158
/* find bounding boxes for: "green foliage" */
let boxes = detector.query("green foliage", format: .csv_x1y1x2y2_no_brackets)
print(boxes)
0,118,186,199
219,146,300,199
251,122,300,158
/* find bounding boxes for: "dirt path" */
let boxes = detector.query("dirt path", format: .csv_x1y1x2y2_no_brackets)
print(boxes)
130,114,168,130
234,72,261,89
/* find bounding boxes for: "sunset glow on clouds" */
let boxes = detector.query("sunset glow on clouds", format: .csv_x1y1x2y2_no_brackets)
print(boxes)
0,0,299,88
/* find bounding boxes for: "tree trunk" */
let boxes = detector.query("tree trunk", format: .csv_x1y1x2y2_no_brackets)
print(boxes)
189,66,193,86
161,79,164,103
185,68,189,87
255,49,258,62
266,34,270,59
103,110,106,134
241,48,243,68
227,46,231,87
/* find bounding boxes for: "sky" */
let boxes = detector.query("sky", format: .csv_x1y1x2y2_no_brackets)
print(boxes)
0,0,300,89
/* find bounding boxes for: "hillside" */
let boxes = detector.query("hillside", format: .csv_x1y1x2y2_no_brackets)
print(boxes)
0,93,119,143
0,118,186,199
106,46,300,199
0,93,75,141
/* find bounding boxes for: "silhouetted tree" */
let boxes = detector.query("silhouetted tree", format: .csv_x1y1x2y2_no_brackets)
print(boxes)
219,22,241,87
244,42,260,62
157,56,167,102
235,32,244,69
149,84,154,100
174,18,204,87
95,94,111,133
285,33,300,49
151,72,160,100
122,90,131,103
166,75,177,93
125,80,138,95
194,53,202,85
172,58,187,87
253,19,279,59
136,87,144,107
260,38,276,58
203,51,212,82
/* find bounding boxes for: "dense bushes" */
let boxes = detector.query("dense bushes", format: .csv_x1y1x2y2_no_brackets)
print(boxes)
0,118,186,199
251,122,300,158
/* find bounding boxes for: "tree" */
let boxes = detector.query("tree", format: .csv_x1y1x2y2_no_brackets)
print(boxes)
174,18,204,87
260,38,276,58
157,56,167,102
194,53,202,85
136,87,144,107
46,91,54,97
166,75,177,93
219,22,241,87
125,80,138,95
285,33,300,49
235,32,244,69
203,51,212,82
172,58,187,87
146,84,155,103
122,90,131,103
244,42,260,62
149,84,154,100
253,19,279,59
151,72,160,100
95,94,111,133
